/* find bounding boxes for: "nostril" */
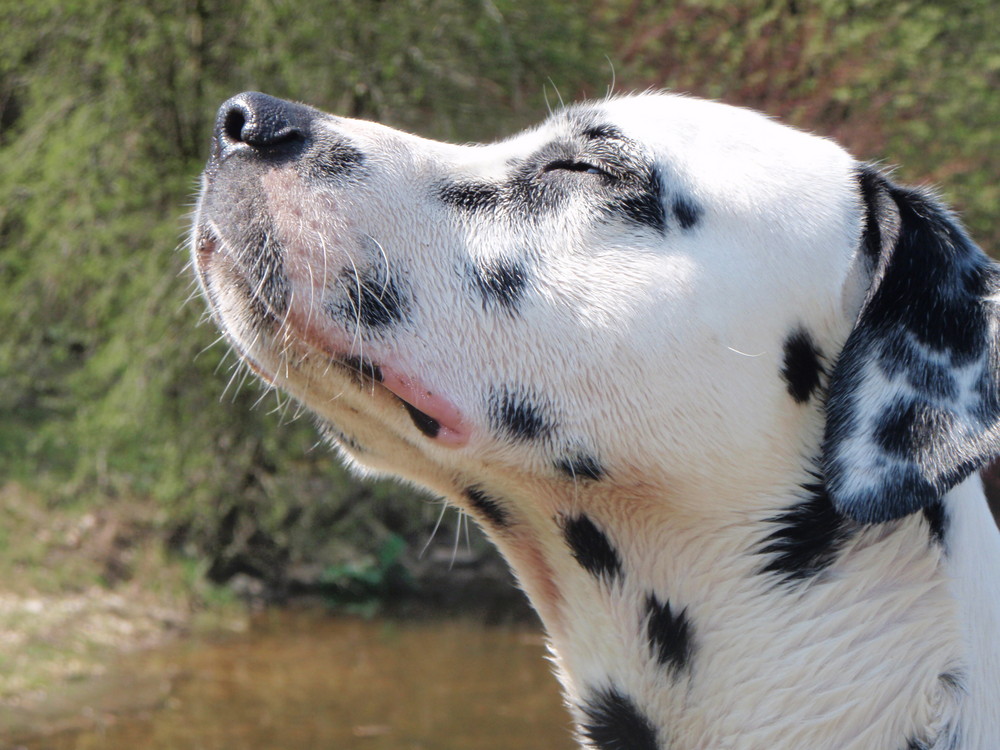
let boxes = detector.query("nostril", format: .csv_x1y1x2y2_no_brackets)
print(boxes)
222,106,248,144
215,92,310,152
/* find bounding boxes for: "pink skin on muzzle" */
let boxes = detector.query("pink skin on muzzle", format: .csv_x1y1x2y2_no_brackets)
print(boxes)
283,305,471,448
258,169,472,446
378,367,471,447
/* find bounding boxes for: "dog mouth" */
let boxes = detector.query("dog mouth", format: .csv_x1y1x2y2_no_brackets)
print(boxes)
196,229,217,263
194,227,221,281
340,356,471,446
195,225,471,447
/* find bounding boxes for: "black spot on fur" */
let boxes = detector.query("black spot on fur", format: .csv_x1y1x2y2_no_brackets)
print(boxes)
400,400,440,439
873,398,956,459
896,271,989,366
464,486,511,529
645,594,692,674
857,166,897,260
337,266,407,330
242,226,290,321
307,140,365,179
443,122,669,232
470,257,528,312
563,514,622,581
909,360,960,401
488,386,553,441
758,470,857,584
938,670,965,694
781,329,824,404
903,722,961,750
439,181,501,213
603,165,666,233
581,124,624,141
922,499,948,546
875,335,959,401
873,334,915,380
316,420,366,454
672,196,701,230
579,687,659,750
341,355,383,383
556,453,604,481
340,435,365,453
861,182,991,365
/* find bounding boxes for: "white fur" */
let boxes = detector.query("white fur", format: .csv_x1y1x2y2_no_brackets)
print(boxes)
193,92,1000,749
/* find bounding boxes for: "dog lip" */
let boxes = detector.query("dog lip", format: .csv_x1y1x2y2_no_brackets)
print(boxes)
272,302,472,447
194,228,220,272
379,366,471,447
196,228,218,255
397,398,441,439
332,354,469,446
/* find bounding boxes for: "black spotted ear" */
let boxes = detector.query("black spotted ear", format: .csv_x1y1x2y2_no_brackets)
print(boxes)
822,165,1000,524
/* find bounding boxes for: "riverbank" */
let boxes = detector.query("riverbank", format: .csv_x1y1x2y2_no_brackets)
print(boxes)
0,589,192,743
0,482,530,745
0,483,248,742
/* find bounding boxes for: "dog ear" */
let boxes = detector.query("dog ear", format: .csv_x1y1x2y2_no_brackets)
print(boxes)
822,165,1000,524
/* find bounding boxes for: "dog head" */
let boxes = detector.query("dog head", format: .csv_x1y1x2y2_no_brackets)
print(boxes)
192,91,999,530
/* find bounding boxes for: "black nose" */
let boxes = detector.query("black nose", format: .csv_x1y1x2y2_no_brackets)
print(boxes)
214,91,313,155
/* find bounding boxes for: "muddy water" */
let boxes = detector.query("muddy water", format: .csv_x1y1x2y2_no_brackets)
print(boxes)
23,610,575,750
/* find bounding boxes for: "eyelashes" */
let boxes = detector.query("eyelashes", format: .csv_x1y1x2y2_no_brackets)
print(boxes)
542,159,610,177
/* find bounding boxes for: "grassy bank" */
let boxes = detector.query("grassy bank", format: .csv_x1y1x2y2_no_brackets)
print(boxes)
0,483,247,712
0,479,522,740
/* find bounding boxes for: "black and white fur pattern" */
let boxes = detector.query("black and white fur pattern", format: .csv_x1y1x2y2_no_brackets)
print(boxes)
192,91,1000,749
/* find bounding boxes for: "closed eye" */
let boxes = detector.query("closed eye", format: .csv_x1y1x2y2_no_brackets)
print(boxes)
542,159,609,177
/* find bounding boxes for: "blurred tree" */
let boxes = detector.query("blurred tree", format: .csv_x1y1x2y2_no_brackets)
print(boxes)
0,0,607,590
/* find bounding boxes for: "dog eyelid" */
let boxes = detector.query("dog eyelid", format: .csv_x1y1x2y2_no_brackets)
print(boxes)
542,159,610,177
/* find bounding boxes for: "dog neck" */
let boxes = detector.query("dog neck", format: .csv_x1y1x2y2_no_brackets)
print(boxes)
478,470,1000,749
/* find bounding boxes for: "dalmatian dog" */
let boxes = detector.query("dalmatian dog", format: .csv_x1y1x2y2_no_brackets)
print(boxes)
192,90,1000,749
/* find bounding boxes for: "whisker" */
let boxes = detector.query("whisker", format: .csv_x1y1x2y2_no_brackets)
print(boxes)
219,359,246,402
603,56,617,100
365,233,393,297
419,501,450,560
198,332,230,363
547,77,565,110
463,511,472,555
449,509,464,570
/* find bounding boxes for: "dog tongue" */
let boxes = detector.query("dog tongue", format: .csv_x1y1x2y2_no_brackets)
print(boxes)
379,367,470,447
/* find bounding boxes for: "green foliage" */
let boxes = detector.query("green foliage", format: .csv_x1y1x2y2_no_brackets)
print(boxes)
318,533,411,615
1,0,996,594
0,0,607,591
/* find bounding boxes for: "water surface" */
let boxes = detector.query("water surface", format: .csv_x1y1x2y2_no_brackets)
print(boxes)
24,609,575,749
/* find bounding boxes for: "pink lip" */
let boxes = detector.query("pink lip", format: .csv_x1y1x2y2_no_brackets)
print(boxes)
379,367,471,447
261,270,471,447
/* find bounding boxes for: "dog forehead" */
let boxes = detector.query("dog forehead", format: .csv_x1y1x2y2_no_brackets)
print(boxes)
319,93,856,219
585,94,846,159
462,95,860,244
